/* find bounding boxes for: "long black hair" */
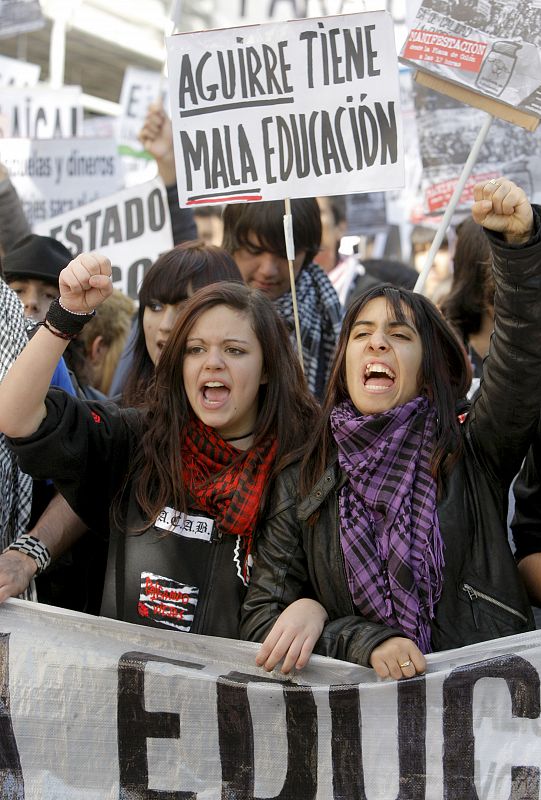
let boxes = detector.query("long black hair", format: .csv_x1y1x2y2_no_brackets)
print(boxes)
300,284,472,497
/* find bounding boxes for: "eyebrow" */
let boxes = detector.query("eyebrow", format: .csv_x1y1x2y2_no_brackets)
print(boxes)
186,337,251,345
352,319,418,333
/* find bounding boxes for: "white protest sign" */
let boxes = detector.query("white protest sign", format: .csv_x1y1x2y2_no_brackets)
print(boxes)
181,0,365,30
0,53,40,86
0,137,123,227
117,66,169,187
166,12,404,207
0,85,83,138
2,598,541,798
33,179,173,299
0,0,44,39
118,65,168,148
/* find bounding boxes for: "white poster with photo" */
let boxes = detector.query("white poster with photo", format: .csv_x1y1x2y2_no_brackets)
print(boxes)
33,179,173,300
0,85,83,138
0,0,44,39
166,11,404,207
400,0,541,118
0,53,40,86
412,81,541,214
0,137,123,227
2,598,541,798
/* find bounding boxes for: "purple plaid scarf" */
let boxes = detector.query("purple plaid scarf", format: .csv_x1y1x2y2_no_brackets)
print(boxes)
330,396,444,653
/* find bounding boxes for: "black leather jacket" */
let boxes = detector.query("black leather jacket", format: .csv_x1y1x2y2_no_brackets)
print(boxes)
241,216,541,666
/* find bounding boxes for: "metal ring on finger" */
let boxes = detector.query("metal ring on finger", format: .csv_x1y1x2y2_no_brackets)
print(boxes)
399,659,412,669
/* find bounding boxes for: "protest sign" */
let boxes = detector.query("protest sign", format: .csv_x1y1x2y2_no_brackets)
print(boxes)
0,0,44,39
0,85,83,139
166,12,404,206
116,66,169,186
118,66,168,149
346,191,387,234
0,53,40,86
2,597,541,798
412,81,541,214
180,0,364,30
33,179,173,299
400,0,541,120
0,137,123,227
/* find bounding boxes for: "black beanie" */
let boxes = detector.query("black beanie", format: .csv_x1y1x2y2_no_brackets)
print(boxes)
2,234,73,287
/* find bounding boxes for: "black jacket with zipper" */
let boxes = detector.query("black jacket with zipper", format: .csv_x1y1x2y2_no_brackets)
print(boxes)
241,216,541,666
10,393,249,639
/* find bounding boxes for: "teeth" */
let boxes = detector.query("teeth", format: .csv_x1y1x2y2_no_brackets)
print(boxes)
204,381,225,387
364,363,395,379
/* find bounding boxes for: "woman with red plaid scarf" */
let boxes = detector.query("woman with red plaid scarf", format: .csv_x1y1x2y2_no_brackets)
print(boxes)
0,273,320,647
243,178,541,678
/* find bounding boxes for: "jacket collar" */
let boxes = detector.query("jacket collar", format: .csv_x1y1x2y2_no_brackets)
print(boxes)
297,455,346,520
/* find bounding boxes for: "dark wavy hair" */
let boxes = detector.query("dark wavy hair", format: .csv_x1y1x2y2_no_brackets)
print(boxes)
300,284,472,498
122,240,242,406
440,218,493,341
131,282,319,528
222,198,322,268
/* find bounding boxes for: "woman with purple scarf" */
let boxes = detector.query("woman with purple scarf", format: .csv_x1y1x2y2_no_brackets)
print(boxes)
242,177,541,679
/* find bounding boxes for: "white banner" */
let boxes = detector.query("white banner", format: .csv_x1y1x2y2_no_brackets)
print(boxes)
0,137,123,227
166,12,404,206
1,598,541,798
0,53,40,87
33,179,174,300
0,85,83,139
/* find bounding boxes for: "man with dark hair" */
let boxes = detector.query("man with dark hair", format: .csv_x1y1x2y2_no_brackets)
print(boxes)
222,198,342,399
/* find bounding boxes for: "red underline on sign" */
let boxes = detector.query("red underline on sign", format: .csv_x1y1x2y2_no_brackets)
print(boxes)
187,195,262,205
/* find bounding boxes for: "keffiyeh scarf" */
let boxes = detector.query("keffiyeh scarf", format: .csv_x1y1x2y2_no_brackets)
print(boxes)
181,416,277,580
331,397,444,653
274,262,342,399
0,280,34,599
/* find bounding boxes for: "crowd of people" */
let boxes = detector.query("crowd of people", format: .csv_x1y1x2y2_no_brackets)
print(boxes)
0,99,541,683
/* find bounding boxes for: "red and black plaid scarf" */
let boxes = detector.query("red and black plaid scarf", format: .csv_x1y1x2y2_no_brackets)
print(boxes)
181,416,277,570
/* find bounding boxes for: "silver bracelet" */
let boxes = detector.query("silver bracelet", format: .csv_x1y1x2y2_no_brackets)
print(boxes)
6,534,52,575
58,296,95,315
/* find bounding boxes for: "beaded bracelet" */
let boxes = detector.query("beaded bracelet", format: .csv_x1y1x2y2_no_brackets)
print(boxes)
6,533,52,575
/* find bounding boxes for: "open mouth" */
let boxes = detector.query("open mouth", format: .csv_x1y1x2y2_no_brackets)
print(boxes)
363,363,396,391
201,381,230,405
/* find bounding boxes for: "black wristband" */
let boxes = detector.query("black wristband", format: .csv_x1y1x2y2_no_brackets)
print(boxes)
45,297,95,337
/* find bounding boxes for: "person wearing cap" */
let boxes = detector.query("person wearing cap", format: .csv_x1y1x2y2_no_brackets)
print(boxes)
1,236,91,610
2,234,73,323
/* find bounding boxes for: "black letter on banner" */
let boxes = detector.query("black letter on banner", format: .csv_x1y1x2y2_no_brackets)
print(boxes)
117,650,205,799
442,655,540,800
0,633,24,799
330,675,426,799
217,671,317,799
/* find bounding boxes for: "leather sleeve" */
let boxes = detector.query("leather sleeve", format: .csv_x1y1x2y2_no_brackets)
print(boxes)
512,413,541,560
467,206,541,487
241,470,405,668
7,390,141,533
166,183,198,244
